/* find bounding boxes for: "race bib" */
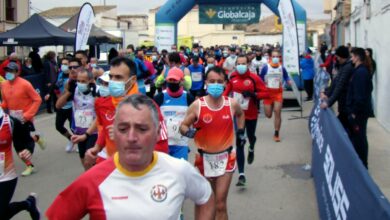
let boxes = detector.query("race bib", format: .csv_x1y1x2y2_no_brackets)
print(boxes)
0,152,5,177
191,72,203,82
203,151,229,177
74,109,94,129
267,74,281,89
166,117,188,146
9,110,23,121
233,92,249,110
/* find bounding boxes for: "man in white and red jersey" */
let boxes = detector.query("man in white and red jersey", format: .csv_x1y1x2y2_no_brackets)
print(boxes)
180,66,246,220
46,94,215,220
0,107,40,220
223,55,269,187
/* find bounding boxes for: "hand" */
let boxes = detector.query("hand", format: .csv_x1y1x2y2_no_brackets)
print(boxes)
18,149,32,161
44,94,50,101
236,129,246,148
320,92,328,100
107,125,114,140
242,91,256,99
320,101,328,109
88,83,97,96
184,128,197,138
84,147,99,168
71,134,87,144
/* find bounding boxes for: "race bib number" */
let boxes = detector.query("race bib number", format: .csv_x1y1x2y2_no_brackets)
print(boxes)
166,117,188,146
203,151,229,177
0,152,5,177
74,109,94,129
145,84,151,93
267,74,281,89
9,110,23,121
233,92,249,110
191,72,203,82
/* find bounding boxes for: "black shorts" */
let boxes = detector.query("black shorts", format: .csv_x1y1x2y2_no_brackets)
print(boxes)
20,122,36,153
78,134,98,159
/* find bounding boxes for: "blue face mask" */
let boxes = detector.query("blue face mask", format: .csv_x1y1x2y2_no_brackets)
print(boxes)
272,57,280,64
91,64,97,68
207,83,224,98
61,65,69,73
77,82,89,93
207,64,215,69
5,72,15,81
99,86,110,97
109,78,131,97
236,65,247,75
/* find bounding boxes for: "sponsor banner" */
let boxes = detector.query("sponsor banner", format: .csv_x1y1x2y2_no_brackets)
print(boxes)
75,3,95,51
297,21,306,55
155,24,175,52
278,0,301,106
199,4,260,24
310,89,390,219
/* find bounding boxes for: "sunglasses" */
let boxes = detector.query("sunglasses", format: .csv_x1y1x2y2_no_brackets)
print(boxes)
69,66,80,70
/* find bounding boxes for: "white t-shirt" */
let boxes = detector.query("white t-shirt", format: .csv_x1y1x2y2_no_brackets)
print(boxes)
47,152,212,220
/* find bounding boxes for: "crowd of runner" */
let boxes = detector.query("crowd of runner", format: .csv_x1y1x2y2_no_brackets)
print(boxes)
0,41,375,219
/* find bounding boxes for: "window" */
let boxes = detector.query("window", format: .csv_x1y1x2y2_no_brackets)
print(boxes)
5,0,15,21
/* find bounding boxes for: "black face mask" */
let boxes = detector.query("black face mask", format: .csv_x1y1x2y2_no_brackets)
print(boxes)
167,82,180,92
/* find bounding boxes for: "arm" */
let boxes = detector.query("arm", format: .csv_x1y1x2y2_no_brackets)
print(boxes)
254,76,270,99
259,65,267,81
23,82,42,121
153,93,164,107
282,67,291,82
56,90,72,109
180,100,199,136
71,119,98,144
155,67,166,88
222,81,232,96
326,65,352,107
183,67,192,90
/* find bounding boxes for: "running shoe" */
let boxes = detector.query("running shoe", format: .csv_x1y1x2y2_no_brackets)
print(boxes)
36,134,46,150
26,193,40,220
273,135,281,142
236,175,246,187
21,166,35,176
65,141,74,153
247,149,255,164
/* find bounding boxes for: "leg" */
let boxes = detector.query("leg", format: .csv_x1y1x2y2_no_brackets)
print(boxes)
0,178,18,219
79,134,98,170
307,79,314,100
304,79,310,99
55,108,71,140
264,104,273,119
273,101,283,141
350,116,369,168
213,172,233,220
246,119,258,164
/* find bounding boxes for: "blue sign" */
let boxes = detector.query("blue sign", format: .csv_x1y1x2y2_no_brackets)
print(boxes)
309,101,390,220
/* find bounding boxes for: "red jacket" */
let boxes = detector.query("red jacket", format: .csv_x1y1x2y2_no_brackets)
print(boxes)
223,70,269,120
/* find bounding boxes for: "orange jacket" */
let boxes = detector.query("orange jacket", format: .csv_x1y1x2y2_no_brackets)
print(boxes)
1,77,42,121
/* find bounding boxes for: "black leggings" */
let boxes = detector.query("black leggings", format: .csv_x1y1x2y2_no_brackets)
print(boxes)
0,178,29,219
55,108,72,138
304,79,314,99
237,119,258,174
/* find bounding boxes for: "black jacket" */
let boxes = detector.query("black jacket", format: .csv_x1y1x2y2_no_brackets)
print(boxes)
325,60,354,113
346,64,373,116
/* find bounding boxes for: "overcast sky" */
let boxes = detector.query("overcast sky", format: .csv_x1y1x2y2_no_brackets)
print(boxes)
31,0,329,19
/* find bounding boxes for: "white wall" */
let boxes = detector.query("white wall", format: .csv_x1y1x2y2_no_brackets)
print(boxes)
350,0,390,131
245,34,282,46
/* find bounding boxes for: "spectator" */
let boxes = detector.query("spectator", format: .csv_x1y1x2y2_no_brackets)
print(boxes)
75,50,89,70
300,49,315,101
0,53,22,77
43,51,58,114
320,47,337,78
108,48,118,63
346,47,373,169
365,48,376,76
29,47,43,73
320,42,328,62
21,57,35,76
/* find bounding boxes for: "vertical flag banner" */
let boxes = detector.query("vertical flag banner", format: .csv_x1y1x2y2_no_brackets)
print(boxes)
75,3,95,51
278,0,302,106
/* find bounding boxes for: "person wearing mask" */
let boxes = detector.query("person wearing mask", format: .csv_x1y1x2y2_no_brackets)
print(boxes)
217,49,229,68
28,47,43,73
21,58,35,76
0,53,22,78
223,48,238,78
188,56,205,98
300,49,315,101
154,67,195,160
43,51,58,113
320,46,354,130
223,55,269,187
1,62,44,176
320,48,337,77
180,66,245,220
250,50,265,75
133,49,150,94
346,48,373,169
260,50,292,142
205,56,217,73
262,51,270,64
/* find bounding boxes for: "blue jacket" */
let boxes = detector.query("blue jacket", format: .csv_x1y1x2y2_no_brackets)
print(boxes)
300,56,315,80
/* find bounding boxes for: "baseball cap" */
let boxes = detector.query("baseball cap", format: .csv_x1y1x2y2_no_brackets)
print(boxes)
98,71,110,84
4,62,19,72
166,67,184,81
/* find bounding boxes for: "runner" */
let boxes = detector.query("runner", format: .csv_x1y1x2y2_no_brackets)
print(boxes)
180,66,246,220
46,94,215,220
260,50,292,142
223,47,237,78
56,65,98,170
223,55,269,186
250,49,266,75
154,67,195,160
1,62,44,176
53,58,74,152
0,107,40,220
188,56,205,98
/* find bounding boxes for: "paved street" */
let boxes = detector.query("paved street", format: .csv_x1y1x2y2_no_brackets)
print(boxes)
9,97,390,220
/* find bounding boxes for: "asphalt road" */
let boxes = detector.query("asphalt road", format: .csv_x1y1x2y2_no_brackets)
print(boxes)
11,100,319,220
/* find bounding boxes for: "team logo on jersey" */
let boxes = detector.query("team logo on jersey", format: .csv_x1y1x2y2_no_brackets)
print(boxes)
202,113,213,124
222,115,230,120
244,80,252,86
151,184,168,202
